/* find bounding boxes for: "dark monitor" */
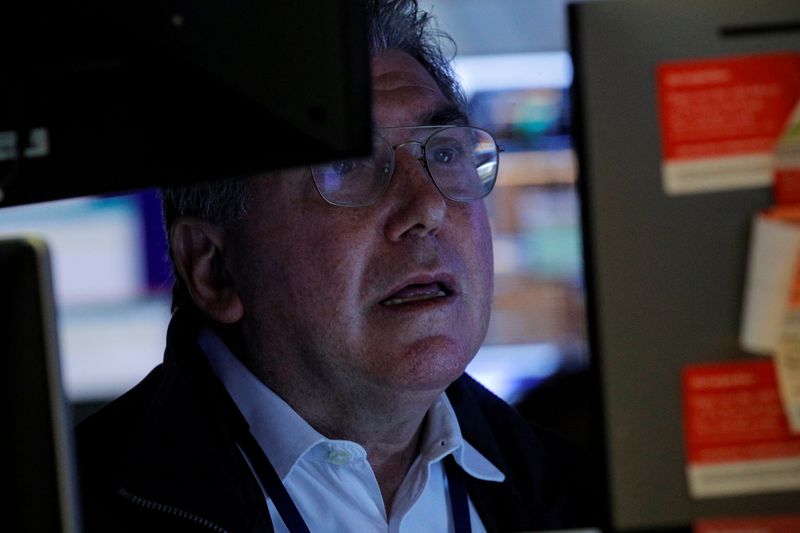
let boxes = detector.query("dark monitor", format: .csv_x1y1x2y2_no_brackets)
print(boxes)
0,2,371,530
0,0,371,207
571,0,800,530
1,237,81,532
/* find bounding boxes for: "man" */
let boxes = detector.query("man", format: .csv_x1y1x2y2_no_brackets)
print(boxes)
76,1,592,531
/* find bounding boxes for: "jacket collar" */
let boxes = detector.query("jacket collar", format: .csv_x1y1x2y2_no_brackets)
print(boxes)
118,310,270,533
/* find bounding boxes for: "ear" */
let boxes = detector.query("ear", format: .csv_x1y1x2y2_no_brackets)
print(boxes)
170,217,244,323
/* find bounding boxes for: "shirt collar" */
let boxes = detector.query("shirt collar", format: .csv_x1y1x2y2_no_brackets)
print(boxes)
198,327,504,484
421,392,505,482
199,327,324,480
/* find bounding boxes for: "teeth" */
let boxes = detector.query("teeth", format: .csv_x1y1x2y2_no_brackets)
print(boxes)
382,290,446,306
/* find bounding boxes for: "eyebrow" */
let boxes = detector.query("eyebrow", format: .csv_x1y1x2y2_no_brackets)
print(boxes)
419,104,470,127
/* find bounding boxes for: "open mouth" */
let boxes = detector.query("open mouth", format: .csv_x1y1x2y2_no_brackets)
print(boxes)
380,282,452,307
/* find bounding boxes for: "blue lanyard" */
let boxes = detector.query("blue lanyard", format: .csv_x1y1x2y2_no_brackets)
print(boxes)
444,453,472,533
237,426,472,533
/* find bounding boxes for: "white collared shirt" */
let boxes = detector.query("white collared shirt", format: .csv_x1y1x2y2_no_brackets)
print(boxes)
199,328,505,533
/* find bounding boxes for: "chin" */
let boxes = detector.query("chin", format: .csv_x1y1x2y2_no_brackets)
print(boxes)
381,335,478,393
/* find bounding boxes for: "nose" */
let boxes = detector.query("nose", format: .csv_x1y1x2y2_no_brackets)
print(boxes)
382,143,447,241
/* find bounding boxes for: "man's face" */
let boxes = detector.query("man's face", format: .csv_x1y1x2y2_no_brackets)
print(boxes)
227,50,494,397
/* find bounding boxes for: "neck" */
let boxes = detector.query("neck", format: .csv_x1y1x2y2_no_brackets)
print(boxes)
302,388,437,513
369,427,424,514
263,370,439,513
351,417,426,514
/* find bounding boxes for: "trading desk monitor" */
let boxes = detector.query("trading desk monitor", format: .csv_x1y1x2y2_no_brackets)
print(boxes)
571,0,800,530
0,0,371,207
1,238,80,532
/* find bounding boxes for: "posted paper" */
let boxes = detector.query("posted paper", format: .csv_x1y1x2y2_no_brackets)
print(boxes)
657,52,800,195
682,360,800,498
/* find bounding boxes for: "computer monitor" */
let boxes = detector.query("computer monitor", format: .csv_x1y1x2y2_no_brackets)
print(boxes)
0,3,372,530
0,0,371,207
1,237,81,532
571,0,800,529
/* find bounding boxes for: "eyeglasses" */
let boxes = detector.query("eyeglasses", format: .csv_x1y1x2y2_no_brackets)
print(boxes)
310,125,502,207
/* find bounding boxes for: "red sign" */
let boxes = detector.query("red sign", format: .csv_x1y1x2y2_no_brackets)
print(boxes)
656,52,800,195
695,514,800,533
658,53,800,161
682,360,800,497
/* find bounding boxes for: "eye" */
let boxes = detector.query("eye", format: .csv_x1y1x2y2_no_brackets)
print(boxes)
431,144,462,165
321,158,374,178
331,160,357,175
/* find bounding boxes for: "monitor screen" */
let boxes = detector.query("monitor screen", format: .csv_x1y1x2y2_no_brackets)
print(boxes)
1,237,81,532
0,0,371,207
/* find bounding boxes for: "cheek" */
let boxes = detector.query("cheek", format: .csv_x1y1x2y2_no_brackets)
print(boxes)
478,212,494,272
309,235,377,322
461,203,494,283
238,214,372,316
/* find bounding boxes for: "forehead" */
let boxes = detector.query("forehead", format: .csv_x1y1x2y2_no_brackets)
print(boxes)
371,50,454,128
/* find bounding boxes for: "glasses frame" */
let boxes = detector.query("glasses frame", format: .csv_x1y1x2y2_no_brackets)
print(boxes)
310,125,504,208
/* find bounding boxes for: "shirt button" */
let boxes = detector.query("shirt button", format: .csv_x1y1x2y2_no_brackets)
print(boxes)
327,449,351,465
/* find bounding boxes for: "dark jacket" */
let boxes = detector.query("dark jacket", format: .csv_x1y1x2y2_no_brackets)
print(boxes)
76,311,593,532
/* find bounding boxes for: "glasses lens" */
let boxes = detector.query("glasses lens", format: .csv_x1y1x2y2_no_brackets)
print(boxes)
425,127,498,202
311,137,393,206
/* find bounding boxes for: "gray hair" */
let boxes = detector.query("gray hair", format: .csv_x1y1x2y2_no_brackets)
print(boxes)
368,0,467,114
160,178,249,235
162,0,465,313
